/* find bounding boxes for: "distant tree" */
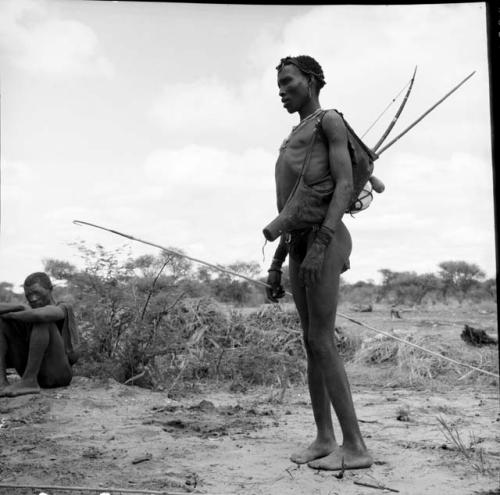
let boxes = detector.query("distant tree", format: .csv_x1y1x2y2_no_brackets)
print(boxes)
377,269,442,305
438,261,486,302
0,282,23,303
340,280,377,305
482,278,497,300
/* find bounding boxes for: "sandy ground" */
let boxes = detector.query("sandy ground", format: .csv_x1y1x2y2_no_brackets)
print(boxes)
0,374,499,495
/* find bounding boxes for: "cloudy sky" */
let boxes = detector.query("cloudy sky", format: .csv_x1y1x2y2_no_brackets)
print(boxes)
0,0,495,289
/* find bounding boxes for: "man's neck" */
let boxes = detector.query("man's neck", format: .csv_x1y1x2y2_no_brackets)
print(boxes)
299,99,321,121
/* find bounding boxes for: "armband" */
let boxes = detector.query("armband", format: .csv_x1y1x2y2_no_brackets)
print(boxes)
315,225,335,247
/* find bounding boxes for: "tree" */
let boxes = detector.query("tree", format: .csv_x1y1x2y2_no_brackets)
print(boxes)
377,269,443,305
43,242,189,383
0,282,23,303
438,261,486,301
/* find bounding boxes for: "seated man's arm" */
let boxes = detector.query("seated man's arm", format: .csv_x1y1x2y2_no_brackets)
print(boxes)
1,305,65,323
0,303,28,315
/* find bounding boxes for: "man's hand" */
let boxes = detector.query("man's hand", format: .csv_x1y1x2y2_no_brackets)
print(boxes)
299,227,333,287
266,270,286,302
299,241,327,287
0,304,26,316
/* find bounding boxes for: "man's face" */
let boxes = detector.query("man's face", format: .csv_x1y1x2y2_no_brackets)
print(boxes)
277,64,309,114
24,283,52,308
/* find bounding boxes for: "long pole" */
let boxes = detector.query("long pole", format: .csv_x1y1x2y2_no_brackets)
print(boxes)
376,71,476,156
73,220,499,379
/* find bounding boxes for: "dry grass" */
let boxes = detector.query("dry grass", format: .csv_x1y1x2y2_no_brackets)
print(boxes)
353,331,498,387
437,415,494,475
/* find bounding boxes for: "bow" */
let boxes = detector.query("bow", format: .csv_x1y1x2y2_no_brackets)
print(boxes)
372,66,417,153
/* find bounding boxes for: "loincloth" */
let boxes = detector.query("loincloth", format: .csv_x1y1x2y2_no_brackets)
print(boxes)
286,226,350,273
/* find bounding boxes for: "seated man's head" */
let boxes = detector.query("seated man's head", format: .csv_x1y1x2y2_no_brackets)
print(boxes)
23,272,54,308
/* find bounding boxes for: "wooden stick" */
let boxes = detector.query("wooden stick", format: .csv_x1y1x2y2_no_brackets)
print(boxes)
353,480,400,492
0,484,195,494
73,220,499,379
377,71,476,155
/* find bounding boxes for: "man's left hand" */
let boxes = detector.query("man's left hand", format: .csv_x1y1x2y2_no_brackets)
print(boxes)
299,242,327,287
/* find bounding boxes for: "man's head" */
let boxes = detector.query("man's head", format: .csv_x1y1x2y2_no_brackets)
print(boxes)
23,272,54,308
276,55,326,113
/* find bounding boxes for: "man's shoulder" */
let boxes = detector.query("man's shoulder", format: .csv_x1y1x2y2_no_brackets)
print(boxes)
321,108,344,124
319,109,348,138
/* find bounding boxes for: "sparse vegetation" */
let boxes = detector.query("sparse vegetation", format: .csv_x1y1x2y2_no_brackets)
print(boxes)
437,415,493,475
0,244,497,392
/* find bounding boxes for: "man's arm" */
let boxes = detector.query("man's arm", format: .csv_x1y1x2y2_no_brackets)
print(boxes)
320,110,354,233
0,305,65,323
299,111,353,287
266,235,288,302
0,303,27,315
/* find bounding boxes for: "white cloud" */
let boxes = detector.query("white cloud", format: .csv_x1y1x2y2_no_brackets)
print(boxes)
143,145,275,191
0,0,113,77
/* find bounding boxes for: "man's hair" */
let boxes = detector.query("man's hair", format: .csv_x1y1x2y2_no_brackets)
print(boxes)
24,272,53,290
276,55,326,90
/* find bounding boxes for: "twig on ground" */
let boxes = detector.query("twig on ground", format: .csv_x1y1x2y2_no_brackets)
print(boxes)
124,370,146,385
0,483,195,494
353,480,400,492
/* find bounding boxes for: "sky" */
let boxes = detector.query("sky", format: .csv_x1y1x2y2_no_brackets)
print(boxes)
0,0,496,290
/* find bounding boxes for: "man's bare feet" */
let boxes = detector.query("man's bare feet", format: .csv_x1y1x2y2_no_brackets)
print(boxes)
307,445,373,471
290,438,338,464
0,380,40,397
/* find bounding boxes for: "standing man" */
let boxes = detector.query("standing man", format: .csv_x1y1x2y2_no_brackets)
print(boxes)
265,56,372,471
0,272,79,397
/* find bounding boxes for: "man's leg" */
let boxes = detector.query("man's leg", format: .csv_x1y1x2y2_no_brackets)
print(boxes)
289,253,338,464
306,225,372,470
2,322,71,397
0,320,29,392
37,323,72,389
0,323,10,389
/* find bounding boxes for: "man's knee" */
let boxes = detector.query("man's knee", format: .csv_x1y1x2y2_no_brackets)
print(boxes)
304,332,336,359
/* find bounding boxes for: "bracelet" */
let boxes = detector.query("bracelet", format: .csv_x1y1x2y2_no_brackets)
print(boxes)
320,224,335,237
268,268,282,274
315,227,334,247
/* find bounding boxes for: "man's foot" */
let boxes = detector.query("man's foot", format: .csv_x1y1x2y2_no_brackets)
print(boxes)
307,445,373,471
0,378,9,395
0,380,40,397
290,439,338,464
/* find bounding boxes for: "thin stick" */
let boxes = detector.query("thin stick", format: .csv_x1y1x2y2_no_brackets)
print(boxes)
73,220,499,379
353,481,399,493
377,71,476,155
335,312,498,378
0,483,197,494
73,220,270,291
353,480,400,493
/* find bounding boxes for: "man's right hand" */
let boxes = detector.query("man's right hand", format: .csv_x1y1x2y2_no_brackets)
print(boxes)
266,270,286,303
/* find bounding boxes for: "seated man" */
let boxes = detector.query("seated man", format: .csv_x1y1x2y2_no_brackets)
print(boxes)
0,272,79,397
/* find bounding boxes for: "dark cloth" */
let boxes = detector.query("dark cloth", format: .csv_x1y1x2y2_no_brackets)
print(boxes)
287,227,350,273
56,302,80,365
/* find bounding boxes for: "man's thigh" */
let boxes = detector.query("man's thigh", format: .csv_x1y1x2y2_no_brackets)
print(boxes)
38,323,71,388
306,226,352,327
